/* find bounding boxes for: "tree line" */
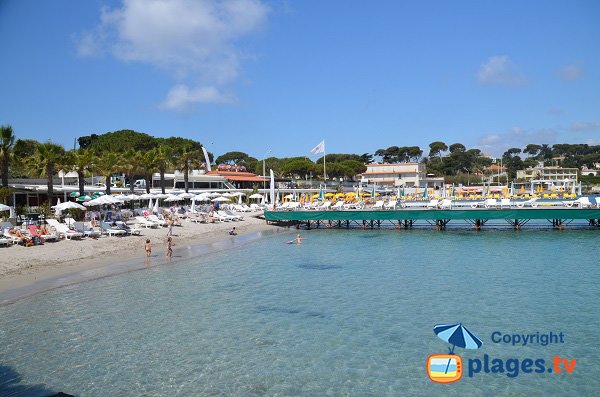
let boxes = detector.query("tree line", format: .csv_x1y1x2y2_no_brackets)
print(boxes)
1,126,599,205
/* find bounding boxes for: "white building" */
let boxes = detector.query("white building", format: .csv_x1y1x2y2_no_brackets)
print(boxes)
516,166,578,190
360,163,444,189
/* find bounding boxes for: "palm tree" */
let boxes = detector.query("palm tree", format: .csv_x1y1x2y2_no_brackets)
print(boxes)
93,151,121,195
66,149,94,196
152,145,174,194
26,143,65,205
121,149,141,194
137,151,157,194
0,125,16,190
173,146,201,193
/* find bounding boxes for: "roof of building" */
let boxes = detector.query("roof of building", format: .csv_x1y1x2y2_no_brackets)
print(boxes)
207,171,267,182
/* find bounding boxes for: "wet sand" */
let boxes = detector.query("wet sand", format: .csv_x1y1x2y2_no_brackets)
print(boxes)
0,216,284,304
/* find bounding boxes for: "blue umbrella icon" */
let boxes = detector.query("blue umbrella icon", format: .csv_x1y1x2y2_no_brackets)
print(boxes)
434,323,482,354
434,323,482,375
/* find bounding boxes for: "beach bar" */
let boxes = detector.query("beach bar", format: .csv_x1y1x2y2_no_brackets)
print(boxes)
264,208,600,230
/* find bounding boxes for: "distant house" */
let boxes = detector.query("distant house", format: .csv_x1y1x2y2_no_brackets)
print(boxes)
581,166,598,176
360,163,444,189
206,170,267,189
516,166,578,190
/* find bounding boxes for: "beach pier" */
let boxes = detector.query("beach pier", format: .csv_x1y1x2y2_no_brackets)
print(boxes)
265,208,600,231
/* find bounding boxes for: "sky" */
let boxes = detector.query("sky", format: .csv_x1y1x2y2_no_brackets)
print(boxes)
1,0,599,159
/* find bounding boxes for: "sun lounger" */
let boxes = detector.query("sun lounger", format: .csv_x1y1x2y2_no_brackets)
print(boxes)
3,229,22,245
135,216,159,228
426,199,439,209
384,200,397,210
331,201,345,210
372,200,384,209
319,201,332,210
484,199,499,208
516,197,539,208
100,221,126,236
249,204,263,211
28,225,59,242
439,199,452,209
344,201,365,210
114,221,141,236
0,237,11,247
500,198,512,208
47,219,83,240
563,197,593,208
146,215,167,226
219,210,243,221
73,222,101,238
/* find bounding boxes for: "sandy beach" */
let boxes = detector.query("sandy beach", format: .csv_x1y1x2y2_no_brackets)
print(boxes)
0,215,278,300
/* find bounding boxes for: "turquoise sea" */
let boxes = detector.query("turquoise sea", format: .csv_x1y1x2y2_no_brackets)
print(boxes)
0,228,599,396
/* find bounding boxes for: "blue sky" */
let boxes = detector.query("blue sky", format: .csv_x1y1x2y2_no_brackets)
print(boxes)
1,0,599,159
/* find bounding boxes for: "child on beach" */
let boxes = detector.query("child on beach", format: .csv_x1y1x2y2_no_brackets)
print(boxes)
229,227,237,235
145,239,151,257
166,237,174,259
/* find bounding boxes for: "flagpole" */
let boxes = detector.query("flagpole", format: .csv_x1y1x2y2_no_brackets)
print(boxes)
323,140,327,180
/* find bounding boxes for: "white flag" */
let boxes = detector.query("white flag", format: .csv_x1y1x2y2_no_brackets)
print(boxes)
310,140,325,154
202,146,211,171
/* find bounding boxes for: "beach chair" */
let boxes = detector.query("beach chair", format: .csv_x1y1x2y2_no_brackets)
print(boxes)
0,236,11,247
563,197,593,208
135,216,159,228
426,199,439,209
47,219,83,240
218,210,242,221
344,200,365,210
500,198,512,208
100,221,127,237
146,214,167,227
3,228,23,245
73,222,101,238
331,201,345,210
484,199,499,208
372,200,384,209
28,225,59,242
384,200,397,210
319,201,332,210
516,197,539,208
470,200,486,208
438,199,452,209
114,221,141,236
249,204,263,211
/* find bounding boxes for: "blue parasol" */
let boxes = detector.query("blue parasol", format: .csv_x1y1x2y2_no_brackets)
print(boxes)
434,323,482,354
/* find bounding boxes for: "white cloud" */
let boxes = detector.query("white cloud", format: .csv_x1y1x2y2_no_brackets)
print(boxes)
559,63,584,81
160,84,237,110
78,0,268,109
478,127,557,156
571,121,600,131
477,56,527,86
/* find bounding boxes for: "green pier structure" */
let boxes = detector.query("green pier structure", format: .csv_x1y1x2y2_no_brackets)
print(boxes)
264,208,600,230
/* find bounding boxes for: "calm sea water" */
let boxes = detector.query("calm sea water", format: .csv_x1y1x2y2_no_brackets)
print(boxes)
0,229,598,396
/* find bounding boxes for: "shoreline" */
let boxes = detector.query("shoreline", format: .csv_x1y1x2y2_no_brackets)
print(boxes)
0,217,287,305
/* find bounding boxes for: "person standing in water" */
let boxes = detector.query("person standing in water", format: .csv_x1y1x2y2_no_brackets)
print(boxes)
145,239,152,257
166,237,174,259
294,234,303,244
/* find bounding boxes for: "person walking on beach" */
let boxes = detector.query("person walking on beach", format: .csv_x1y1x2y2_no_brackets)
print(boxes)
145,239,152,257
166,218,173,237
166,237,174,259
